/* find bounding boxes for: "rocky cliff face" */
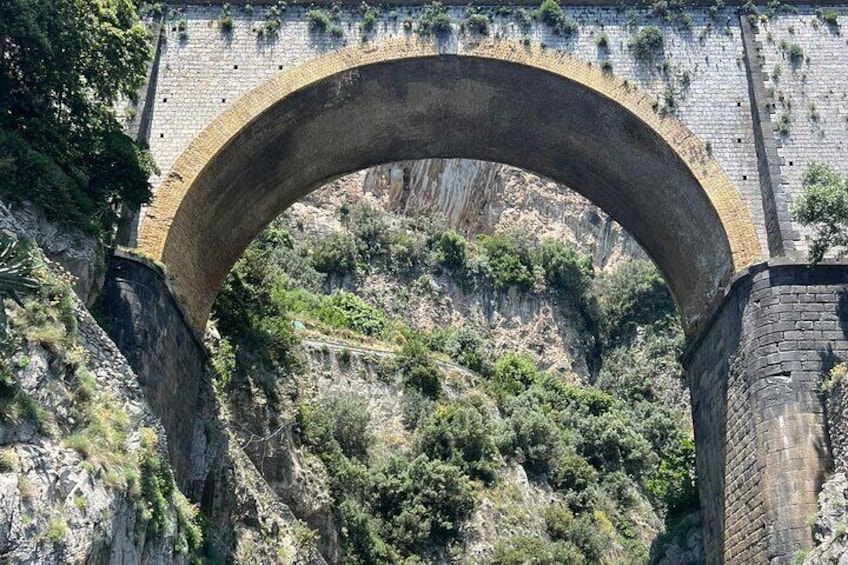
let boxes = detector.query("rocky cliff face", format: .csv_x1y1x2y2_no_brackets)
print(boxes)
0,205,328,564
287,159,647,379
318,159,644,271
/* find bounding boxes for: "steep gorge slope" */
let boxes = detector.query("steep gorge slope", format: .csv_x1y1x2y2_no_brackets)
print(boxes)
209,160,702,564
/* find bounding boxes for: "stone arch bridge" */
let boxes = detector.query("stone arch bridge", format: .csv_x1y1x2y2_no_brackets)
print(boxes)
100,2,848,563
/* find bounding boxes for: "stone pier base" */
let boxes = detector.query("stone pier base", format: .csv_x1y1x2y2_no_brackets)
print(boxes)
685,262,848,564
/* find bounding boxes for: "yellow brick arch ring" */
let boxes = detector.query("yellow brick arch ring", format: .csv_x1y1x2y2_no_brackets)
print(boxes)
137,37,762,335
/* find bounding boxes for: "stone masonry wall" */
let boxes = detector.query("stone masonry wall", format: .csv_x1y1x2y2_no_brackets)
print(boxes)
98,252,210,490
686,262,848,564
141,3,769,252
754,7,848,257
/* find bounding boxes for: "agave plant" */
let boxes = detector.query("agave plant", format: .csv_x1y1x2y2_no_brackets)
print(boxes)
0,236,40,339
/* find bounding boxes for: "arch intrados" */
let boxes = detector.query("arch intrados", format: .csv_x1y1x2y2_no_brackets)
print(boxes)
137,39,761,335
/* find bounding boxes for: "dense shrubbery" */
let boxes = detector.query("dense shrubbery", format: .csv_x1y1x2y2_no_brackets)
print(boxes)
0,0,155,235
395,338,442,398
791,163,848,262
490,352,538,398
311,232,359,277
477,233,536,290
298,391,479,562
592,259,677,348
426,326,490,375
535,0,579,35
213,233,301,376
415,400,497,482
219,203,696,564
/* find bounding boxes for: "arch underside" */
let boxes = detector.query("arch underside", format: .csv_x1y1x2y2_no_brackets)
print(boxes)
138,39,762,335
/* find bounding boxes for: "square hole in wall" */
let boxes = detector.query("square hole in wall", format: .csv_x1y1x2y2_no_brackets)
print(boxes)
160,133,164,138
737,138,742,143
789,161,794,166
737,101,742,107
222,98,226,103
163,97,168,103
233,64,239,70
278,65,283,70
742,175,748,180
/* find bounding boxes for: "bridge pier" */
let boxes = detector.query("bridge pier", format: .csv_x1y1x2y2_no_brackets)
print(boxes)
99,254,848,563
685,262,848,564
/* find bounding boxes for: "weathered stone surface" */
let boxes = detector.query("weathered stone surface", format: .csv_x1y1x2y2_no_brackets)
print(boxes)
685,262,848,564
137,39,760,335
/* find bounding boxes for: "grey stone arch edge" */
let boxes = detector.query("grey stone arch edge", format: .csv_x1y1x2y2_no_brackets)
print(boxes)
137,46,761,337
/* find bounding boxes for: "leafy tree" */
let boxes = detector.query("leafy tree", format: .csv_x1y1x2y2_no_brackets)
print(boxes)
299,396,372,462
427,326,490,375
348,200,388,257
415,400,497,482
538,239,593,305
319,291,387,338
396,338,442,398
478,233,536,290
791,162,848,262
431,230,466,269
311,232,359,277
0,0,154,233
370,454,476,552
491,352,538,397
213,237,300,374
592,259,677,347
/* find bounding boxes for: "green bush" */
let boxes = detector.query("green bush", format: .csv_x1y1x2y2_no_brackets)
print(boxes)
537,239,593,305
415,400,497,482
213,238,300,374
337,499,398,564
396,339,442,398
464,13,490,34
535,0,579,35
645,436,698,521
427,326,490,375
592,259,676,347
311,232,359,277
319,291,387,338
299,396,372,461
631,26,664,57
417,1,452,34
348,201,389,256
138,439,174,538
361,5,378,32
401,389,435,431
370,454,476,551
497,405,564,476
491,352,538,397
478,233,536,290
384,229,427,274
431,230,466,269
791,162,848,262
493,535,585,565
306,9,331,32
0,1,154,235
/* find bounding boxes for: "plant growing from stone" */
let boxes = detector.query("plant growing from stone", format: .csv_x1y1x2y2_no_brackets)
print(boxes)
791,163,848,262
0,237,39,340
417,1,452,35
219,5,234,33
535,0,578,36
360,2,378,32
463,13,490,35
177,18,187,40
306,9,332,32
630,26,664,58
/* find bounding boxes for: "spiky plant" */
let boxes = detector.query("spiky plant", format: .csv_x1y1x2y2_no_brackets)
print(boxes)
0,236,40,339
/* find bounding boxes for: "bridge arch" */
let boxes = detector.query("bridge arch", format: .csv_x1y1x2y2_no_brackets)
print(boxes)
137,38,761,334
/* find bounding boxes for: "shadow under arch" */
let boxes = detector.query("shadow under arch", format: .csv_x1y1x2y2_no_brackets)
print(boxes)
137,38,762,335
